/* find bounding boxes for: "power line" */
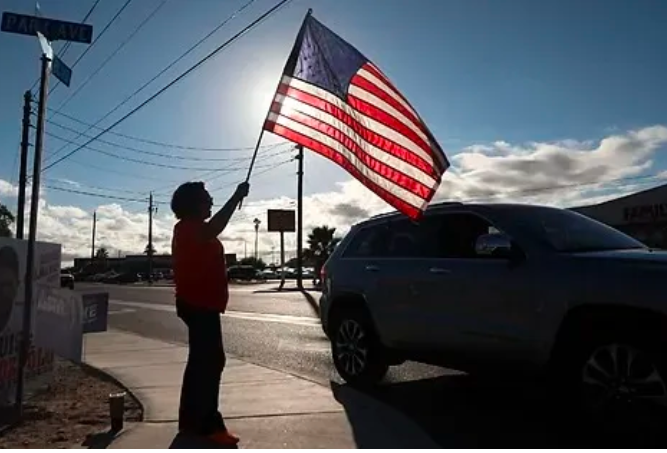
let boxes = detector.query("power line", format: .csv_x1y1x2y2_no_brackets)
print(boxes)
44,130,244,170
207,156,295,193
57,0,102,59
49,0,135,96
45,129,291,171
44,184,148,203
54,0,170,112
42,0,293,172
29,0,102,92
43,178,150,196
45,119,265,161
49,108,288,152
149,145,294,195
44,0,260,163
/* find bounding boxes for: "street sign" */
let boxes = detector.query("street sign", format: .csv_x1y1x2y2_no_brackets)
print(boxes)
52,55,71,87
1,12,93,43
267,209,296,232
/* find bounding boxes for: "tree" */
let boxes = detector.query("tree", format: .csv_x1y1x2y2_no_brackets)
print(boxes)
0,203,15,238
144,243,156,256
305,226,341,281
95,247,109,260
239,256,266,270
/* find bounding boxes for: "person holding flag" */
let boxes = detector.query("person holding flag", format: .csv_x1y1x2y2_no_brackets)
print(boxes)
170,181,249,446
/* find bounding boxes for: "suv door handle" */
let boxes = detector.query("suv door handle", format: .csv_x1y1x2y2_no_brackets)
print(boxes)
365,264,380,272
429,267,451,275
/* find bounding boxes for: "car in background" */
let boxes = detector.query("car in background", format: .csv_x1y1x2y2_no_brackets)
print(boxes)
261,269,277,279
320,201,667,419
111,272,142,284
227,265,261,281
60,272,74,290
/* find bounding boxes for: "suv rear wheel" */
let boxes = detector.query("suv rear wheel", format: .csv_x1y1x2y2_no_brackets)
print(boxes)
558,327,667,421
331,306,389,386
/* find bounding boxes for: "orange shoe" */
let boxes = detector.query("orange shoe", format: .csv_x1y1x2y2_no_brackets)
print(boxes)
207,429,240,446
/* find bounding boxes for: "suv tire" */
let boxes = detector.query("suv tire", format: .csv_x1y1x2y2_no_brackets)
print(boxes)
556,327,667,421
331,306,389,387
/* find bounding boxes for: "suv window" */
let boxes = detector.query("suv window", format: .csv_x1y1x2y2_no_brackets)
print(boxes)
424,212,500,259
343,224,390,257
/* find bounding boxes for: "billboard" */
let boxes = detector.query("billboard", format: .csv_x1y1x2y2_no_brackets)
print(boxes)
0,238,84,406
267,209,296,232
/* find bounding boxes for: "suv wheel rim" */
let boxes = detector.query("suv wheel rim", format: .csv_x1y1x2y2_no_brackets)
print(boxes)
582,343,667,412
335,319,368,376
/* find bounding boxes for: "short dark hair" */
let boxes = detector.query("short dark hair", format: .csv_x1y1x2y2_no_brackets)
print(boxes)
0,246,19,277
171,182,207,220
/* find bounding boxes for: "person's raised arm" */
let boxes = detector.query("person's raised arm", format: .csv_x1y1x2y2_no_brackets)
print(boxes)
201,182,249,241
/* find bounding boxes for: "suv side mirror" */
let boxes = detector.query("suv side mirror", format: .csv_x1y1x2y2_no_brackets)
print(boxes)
475,233,519,260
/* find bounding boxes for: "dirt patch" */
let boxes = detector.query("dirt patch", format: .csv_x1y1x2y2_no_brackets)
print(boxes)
0,358,142,448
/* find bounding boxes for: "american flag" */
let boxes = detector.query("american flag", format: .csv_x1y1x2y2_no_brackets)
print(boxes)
263,13,450,220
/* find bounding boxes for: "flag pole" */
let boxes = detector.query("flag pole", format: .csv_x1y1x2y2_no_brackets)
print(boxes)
243,8,313,183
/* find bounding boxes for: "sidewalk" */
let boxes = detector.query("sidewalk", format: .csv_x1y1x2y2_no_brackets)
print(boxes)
83,330,437,448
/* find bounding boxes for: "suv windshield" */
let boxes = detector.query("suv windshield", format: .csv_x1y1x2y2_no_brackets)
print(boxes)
509,207,646,253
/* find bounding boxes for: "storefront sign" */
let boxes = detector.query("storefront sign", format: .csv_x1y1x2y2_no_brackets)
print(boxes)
623,203,667,223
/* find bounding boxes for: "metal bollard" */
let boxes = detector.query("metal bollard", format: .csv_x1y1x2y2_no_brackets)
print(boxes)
109,392,126,432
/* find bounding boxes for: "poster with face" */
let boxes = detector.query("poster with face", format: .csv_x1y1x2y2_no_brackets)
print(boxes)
0,238,83,407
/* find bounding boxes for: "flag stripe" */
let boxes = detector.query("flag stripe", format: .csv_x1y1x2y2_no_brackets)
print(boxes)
285,77,437,167
265,119,424,219
351,72,425,136
347,94,433,161
278,79,439,170
267,112,431,210
364,64,418,117
348,83,431,150
271,93,438,188
270,101,435,199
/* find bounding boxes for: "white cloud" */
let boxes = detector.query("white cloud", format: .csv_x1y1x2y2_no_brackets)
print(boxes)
0,180,17,197
2,125,666,265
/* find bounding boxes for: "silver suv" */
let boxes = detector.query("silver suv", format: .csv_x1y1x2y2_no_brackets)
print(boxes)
320,202,667,413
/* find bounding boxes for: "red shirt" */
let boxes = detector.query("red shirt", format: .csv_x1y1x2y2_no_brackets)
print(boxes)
172,219,229,312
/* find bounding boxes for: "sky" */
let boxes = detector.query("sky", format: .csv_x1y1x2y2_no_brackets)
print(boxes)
0,0,666,265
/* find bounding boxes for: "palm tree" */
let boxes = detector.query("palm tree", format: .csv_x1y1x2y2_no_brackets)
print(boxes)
0,203,14,237
306,226,340,284
95,247,109,260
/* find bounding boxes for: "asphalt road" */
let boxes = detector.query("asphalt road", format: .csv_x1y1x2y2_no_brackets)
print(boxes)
78,282,665,448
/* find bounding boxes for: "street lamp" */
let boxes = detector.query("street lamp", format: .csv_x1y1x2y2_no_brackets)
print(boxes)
253,218,261,261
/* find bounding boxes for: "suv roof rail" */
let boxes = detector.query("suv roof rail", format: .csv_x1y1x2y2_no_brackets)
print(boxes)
368,201,465,220
428,201,464,209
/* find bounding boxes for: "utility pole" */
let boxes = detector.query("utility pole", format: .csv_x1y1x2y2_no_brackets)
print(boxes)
16,91,32,240
148,192,157,283
253,218,261,261
90,211,97,260
17,53,50,414
296,144,304,289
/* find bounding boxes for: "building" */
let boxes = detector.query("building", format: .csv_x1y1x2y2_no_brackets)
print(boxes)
572,184,667,249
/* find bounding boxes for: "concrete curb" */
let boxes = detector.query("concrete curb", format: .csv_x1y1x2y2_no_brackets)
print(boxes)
79,358,145,422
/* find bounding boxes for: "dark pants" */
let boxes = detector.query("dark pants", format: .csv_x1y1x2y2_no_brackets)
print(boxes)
177,300,226,435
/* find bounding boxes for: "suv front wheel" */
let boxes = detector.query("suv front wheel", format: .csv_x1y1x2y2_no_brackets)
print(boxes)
331,307,389,387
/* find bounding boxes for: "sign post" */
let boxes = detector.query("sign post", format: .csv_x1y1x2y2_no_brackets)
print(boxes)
267,209,296,290
2,8,94,419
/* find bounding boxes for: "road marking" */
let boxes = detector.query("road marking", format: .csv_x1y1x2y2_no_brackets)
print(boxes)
109,300,321,327
108,308,137,315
